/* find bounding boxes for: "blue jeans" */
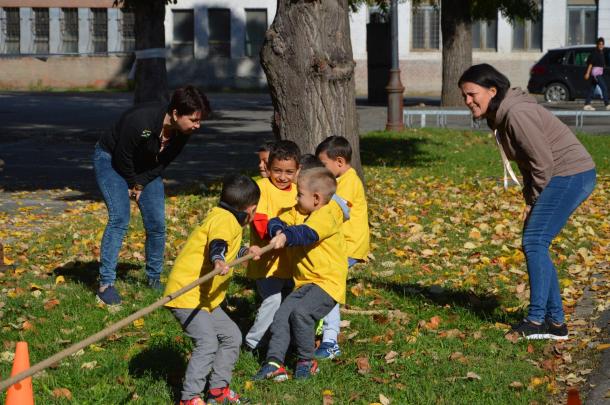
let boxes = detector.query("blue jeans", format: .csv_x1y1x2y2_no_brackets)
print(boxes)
523,169,596,324
93,144,166,286
585,75,609,105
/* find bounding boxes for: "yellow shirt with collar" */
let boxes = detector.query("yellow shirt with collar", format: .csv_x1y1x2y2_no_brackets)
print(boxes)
247,177,297,279
279,200,348,304
164,207,242,311
337,167,370,260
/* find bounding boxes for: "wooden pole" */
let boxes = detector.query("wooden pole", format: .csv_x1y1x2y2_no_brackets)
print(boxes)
0,243,275,392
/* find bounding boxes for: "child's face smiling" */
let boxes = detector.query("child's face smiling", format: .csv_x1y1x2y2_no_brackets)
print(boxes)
268,158,298,190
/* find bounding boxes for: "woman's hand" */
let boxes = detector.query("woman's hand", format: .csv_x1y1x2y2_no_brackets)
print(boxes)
521,205,532,222
129,185,143,202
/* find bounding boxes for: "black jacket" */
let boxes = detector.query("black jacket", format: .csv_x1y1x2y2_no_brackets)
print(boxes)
98,102,189,188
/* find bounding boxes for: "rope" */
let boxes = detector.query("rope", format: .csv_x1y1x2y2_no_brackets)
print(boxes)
0,243,275,392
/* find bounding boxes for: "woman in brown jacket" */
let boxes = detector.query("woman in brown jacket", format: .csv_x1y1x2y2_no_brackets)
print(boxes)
458,64,596,340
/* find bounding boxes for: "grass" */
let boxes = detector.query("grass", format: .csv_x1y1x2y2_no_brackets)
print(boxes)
1,128,608,404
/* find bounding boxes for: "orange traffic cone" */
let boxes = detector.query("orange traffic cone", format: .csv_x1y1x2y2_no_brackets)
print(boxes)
567,387,581,405
5,341,34,405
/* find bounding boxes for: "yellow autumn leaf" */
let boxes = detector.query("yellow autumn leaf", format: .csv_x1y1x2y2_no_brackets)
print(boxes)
3,257,14,265
55,275,66,285
133,318,145,329
244,381,254,391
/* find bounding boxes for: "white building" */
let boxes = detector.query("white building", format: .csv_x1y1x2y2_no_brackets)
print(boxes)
0,0,607,95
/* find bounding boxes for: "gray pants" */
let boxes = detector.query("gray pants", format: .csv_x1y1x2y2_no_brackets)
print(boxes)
171,307,241,400
266,283,336,363
244,277,293,350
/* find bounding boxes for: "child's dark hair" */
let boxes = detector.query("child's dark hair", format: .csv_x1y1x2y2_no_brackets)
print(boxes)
458,64,511,114
300,153,324,170
258,141,275,153
598,37,605,45
315,136,352,163
220,174,260,211
268,140,301,167
168,85,211,119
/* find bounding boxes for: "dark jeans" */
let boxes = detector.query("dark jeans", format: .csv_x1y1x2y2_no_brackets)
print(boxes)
585,75,609,105
93,143,166,286
266,283,336,363
523,169,596,324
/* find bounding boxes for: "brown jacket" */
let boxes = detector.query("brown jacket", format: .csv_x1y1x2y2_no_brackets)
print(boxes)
489,88,595,205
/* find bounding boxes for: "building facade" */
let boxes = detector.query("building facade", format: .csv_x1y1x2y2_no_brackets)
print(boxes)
0,0,608,95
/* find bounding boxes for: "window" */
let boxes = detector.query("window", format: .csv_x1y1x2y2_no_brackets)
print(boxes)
91,8,107,53
567,49,592,66
567,5,597,45
411,4,439,50
208,8,230,57
472,19,497,51
245,9,266,57
33,8,49,54
2,8,20,54
61,8,78,53
120,9,135,52
172,9,194,57
512,18,542,50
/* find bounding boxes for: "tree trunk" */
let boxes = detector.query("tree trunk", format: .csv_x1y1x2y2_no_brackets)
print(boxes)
441,0,472,107
133,0,168,104
260,0,362,176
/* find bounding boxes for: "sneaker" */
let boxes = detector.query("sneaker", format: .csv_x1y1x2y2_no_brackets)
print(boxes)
96,285,121,305
606,104,610,111
252,361,288,381
294,359,319,379
510,319,547,340
207,386,248,404
583,104,596,111
545,319,569,341
179,396,206,405
147,278,163,291
314,341,341,360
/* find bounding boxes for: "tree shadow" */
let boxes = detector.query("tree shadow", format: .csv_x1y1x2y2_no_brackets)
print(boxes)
52,260,140,291
128,341,187,402
360,133,438,167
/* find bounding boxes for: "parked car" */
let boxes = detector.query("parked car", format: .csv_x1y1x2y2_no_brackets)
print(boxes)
527,45,610,102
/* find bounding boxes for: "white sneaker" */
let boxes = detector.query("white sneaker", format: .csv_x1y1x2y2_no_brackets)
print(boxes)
583,104,596,111
606,105,610,111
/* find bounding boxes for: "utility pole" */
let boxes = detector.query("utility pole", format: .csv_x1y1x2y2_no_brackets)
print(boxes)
385,0,405,131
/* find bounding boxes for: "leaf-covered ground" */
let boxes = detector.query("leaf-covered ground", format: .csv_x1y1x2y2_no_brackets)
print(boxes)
1,129,608,404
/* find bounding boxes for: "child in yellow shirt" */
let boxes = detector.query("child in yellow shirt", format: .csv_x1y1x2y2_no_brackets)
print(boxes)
253,167,350,381
244,141,301,351
315,135,370,359
256,141,274,178
164,174,262,405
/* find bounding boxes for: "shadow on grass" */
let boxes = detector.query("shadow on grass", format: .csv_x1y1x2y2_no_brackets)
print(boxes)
364,278,508,321
360,133,439,167
128,341,187,402
52,260,140,291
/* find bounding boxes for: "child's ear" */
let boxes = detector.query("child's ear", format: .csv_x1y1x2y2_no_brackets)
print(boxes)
313,192,322,206
336,157,346,167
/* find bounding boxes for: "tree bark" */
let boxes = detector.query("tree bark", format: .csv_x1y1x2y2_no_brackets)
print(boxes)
133,0,169,104
441,0,472,107
261,0,362,176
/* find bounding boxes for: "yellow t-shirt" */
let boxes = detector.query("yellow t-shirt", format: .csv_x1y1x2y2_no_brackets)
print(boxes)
279,200,348,304
337,167,370,260
247,178,297,279
164,207,242,311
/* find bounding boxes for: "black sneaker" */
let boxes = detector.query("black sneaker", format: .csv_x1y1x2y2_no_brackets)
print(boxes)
96,285,121,305
510,319,547,340
545,319,569,341
147,278,163,292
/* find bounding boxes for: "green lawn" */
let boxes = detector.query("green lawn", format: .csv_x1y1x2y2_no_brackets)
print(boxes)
1,129,608,404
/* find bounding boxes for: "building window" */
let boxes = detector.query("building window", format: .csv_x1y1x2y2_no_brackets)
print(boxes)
91,8,107,53
567,5,597,45
33,8,49,54
172,9,194,57
2,7,20,54
412,4,439,50
472,19,497,51
120,9,135,52
61,8,78,53
245,9,266,57
512,1,542,51
208,8,230,58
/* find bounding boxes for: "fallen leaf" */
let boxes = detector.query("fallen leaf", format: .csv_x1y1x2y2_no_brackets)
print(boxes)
52,388,72,400
379,393,391,405
244,381,254,391
22,320,35,331
323,389,334,405
81,361,97,369
55,275,66,285
356,356,371,375
44,298,60,311
425,316,441,330
527,344,534,353
133,318,145,329
596,343,610,351
504,332,519,343
385,351,398,364
466,371,481,381
509,381,524,390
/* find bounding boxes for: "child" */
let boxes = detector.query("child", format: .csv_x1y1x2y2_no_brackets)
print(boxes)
164,174,262,405
256,141,274,178
314,135,370,359
253,167,349,381
244,141,301,352
299,153,325,170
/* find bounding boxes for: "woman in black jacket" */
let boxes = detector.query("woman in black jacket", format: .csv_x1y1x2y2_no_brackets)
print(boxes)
93,86,210,305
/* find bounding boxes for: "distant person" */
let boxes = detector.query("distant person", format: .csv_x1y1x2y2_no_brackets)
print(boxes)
459,64,596,340
256,141,274,178
583,37,609,111
93,86,210,305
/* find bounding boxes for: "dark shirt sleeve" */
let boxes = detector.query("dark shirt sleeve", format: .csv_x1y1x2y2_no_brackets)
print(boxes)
282,225,319,247
209,239,228,264
267,217,287,238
